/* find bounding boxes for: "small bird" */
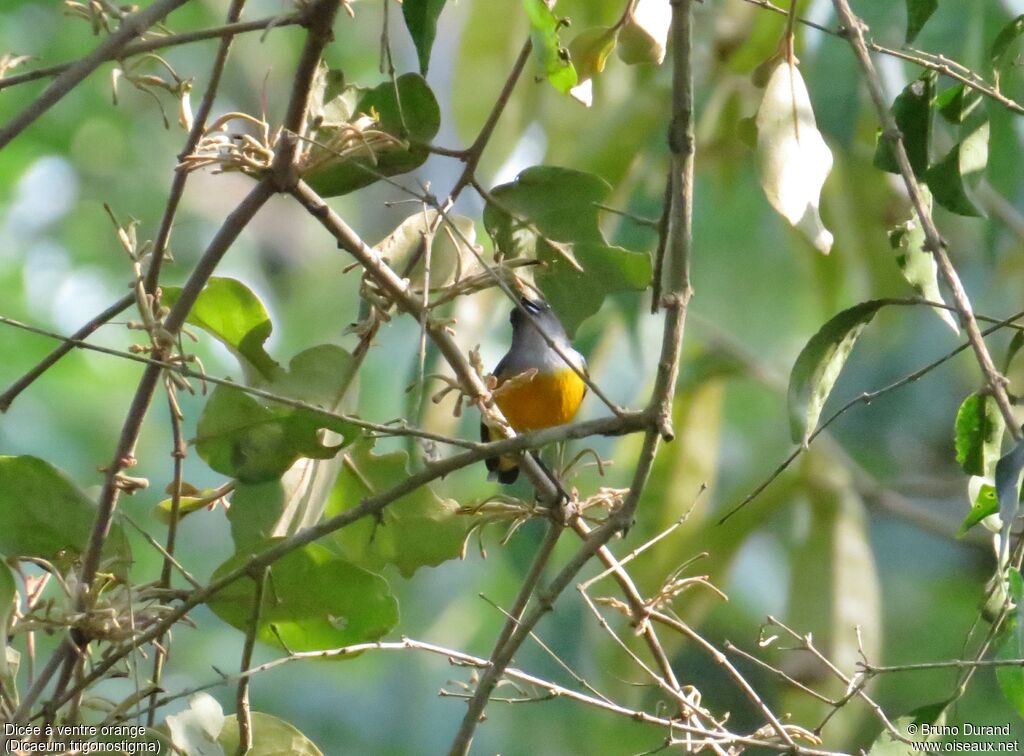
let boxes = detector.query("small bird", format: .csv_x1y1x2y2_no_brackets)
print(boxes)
483,297,587,483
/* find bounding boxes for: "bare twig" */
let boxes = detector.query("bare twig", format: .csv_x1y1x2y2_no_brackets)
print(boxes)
0,0,190,150
235,568,268,755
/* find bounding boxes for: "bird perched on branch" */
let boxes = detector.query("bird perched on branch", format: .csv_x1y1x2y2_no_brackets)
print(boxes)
483,297,587,483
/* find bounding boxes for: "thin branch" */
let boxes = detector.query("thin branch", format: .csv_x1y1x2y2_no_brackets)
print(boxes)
0,294,133,412
235,568,268,755
0,0,190,150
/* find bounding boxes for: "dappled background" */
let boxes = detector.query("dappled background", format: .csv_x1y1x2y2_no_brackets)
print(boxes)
1,0,1024,751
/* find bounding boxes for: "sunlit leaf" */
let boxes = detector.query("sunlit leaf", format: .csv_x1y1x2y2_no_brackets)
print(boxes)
925,86,989,217
617,0,670,66
208,540,397,652
402,0,447,76
325,438,466,578
788,301,884,444
991,14,1024,87
218,712,324,756
904,0,937,43
755,60,834,254
874,70,934,178
887,188,958,333
523,0,577,94
195,385,357,484
164,693,225,756
483,165,650,334
955,392,1005,477
996,570,1024,716
162,278,279,385
568,26,617,106
0,456,131,578
304,74,440,198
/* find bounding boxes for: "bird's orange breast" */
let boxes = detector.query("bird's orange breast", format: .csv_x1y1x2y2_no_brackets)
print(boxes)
494,368,586,432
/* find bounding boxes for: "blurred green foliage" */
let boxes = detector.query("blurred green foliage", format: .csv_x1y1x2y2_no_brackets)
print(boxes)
0,0,1023,753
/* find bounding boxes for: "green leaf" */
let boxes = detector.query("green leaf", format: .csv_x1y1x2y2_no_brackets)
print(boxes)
873,70,934,177
162,278,279,385
195,385,357,484
958,481,999,537
325,438,467,578
868,700,947,754
0,456,132,578
925,86,989,217
304,74,440,198
788,301,885,444
996,570,1024,716
402,0,447,76
0,561,15,678
1005,330,1024,374
483,166,650,335
523,0,577,94
218,712,324,756
954,393,1005,477
226,480,287,553
887,188,958,333
208,540,397,652
991,15,1024,87
904,0,938,44
536,240,651,336
152,489,221,525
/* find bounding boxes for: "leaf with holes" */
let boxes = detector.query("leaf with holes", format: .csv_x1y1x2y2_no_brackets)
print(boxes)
325,438,466,578
196,386,357,484
788,301,885,444
523,0,577,94
208,540,397,652
959,478,1000,537
162,277,280,385
955,392,1005,477
887,189,958,333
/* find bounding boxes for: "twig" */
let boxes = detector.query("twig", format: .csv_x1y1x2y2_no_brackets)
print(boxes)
0,294,133,412
445,3,697,751
0,0,190,150
0,13,303,92
235,568,268,755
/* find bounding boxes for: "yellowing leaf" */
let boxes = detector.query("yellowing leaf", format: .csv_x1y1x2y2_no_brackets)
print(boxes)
618,0,670,66
568,26,617,107
755,60,834,254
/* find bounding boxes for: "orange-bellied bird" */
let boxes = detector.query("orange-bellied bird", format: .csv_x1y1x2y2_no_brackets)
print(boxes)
483,297,587,483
